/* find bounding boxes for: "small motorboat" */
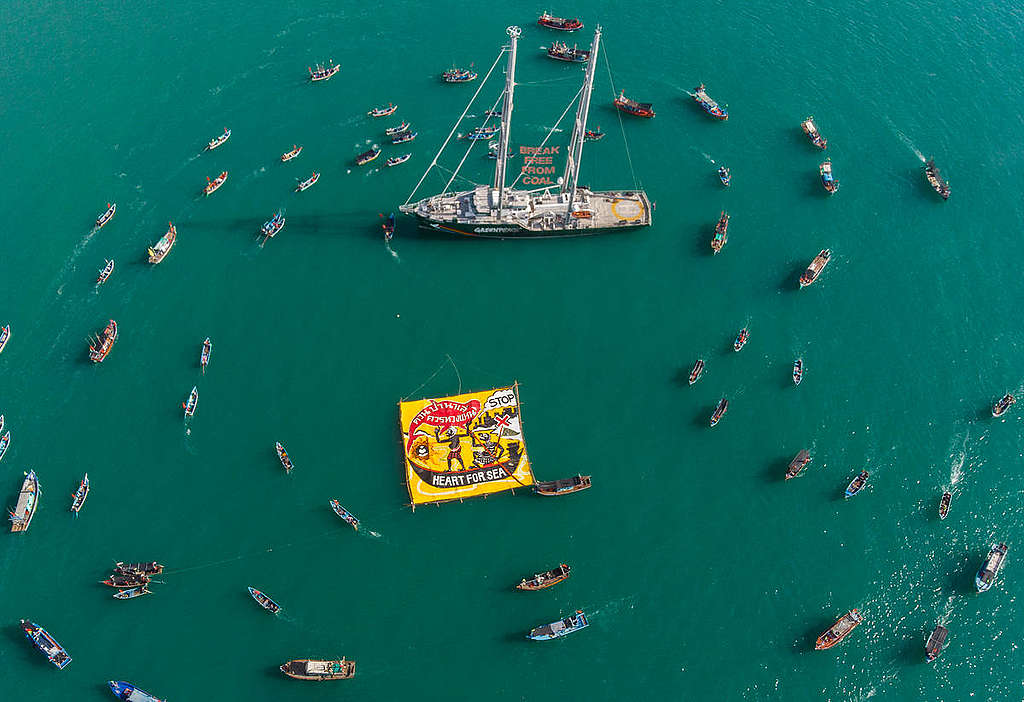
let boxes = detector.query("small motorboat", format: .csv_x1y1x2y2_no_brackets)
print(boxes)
385,121,410,136
0,414,4,434
295,172,320,191
102,572,150,588
261,211,285,243
693,84,728,120
528,610,589,640
70,473,89,514
248,586,282,614
205,127,231,151
819,159,839,194
381,212,396,242
546,41,590,62
815,609,862,650
614,91,655,118
309,61,340,81
113,585,152,600
355,147,381,165
88,319,118,363
925,624,948,662
924,158,951,200
0,324,9,354
801,116,828,149
785,450,812,480
386,154,411,168
584,127,604,141
203,170,228,196
718,166,731,187
281,658,356,680
9,470,39,533
442,67,477,83
688,359,704,385
115,562,164,576
148,222,176,264
709,398,728,427
97,259,115,285
368,103,398,117
108,680,165,701
182,386,198,419
281,145,302,162
939,491,952,520
96,202,117,228
733,328,749,351
517,563,571,591
992,393,1015,418
799,249,832,288
711,211,729,254
485,109,503,117
976,542,1008,592
464,125,499,140
534,475,592,495
200,337,211,374
20,620,71,669
537,12,583,31
276,442,294,473
844,470,869,498
329,499,360,530
391,130,417,145
793,359,804,386
0,429,7,464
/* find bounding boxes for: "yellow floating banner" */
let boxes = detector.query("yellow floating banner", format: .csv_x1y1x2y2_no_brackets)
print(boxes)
400,383,534,506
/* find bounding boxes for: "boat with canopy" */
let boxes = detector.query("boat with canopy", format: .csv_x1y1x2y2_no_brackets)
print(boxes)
528,610,589,640
517,563,571,590
148,223,176,264
10,470,39,532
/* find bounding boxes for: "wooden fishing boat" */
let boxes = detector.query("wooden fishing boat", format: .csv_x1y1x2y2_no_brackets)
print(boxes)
261,211,285,243
0,430,9,463
296,172,320,191
801,116,827,149
108,680,165,701
976,542,1008,592
102,572,150,588
924,158,950,200
0,414,4,434
88,319,118,363
793,359,804,386
115,562,164,576
276,442,294,473
711,211,729,253
583,127,604,141
925,624,948,662
385,121,410,136
799,249,831,287
537,12,583,31
709,398,728,427
148,223,176,264
546,41,590,62
386,154,411,167
391,130,417,145
939,491,952,520
248,586,282,614
992,393,1015,418
182,386,198,418
517,563,571,591
97,259,114,285
113,585,152,600
815,609,862,650
206,128,231,151
442,67,477,83
733,328,749,351
70,473,89,514
785,450,812,480
329,499,360,530
819,159,839,194
200,337,211,373
464,126,499,140
96,202,117,228
534,475,591,495
528,610,589,640
718,166,731,187
614,91,655,118
381,212,396,242
688,359,704,385
0,324,9,354
309,61,340,82
368,103,398,117
9,470,39,533
20,620,71,669
203,170,228,196
281,145,302,162
281,658,356,680
844,470,869,498
693,84,728,120
355,147,381,165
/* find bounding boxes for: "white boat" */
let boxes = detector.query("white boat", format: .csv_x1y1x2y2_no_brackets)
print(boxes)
10,470,39,533
206,128,231,151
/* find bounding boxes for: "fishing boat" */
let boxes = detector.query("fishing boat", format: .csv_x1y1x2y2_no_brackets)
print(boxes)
296,172,320,191
844,470,869,498
0,431,9,464
718,166,731,187
96,202,117,228
733,328,749,351
203,171,228,196
0,414,4,433
924,158,950,200
200,337,211,373
9,470,39,533
613,90,655,118
88,319,118,362
939,491,952,520
464,125,499,140
113,585,152,600
534,475,592,495
97,259,114,285
309,61,340,82
386,154,411,168
70,473,89,514
115,562,164,576
261,211,285,243
688,359,704,385
280,658,356,680
992,393,1015,418
799,249,831,287
815,609,863,650
709,398,728,427
355,147,380,165
801,116,827,149
391,130,417,145
584,127,604,141
248,586,282,614
386,122,410,138
528,610,589,640
692,84,728,120
785,450,812,480
147,223,176,264
20,620,71,669
182,386,198,418
711,211,729,253
925,624,948,662
537,12,582,31
108,680,165,701
546,41,590,62
976,542,1008,592
792,359,804,385
442,67,477,83
819,159,839,194
102,572,151,588
281,145,302,162
205,128,231,151
276,442,293,473
0,324,9,354
368,103,398,117
329,500,360,530
382,212,396,242
517,563,571,591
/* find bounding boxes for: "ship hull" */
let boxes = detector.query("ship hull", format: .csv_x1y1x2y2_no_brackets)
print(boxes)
408,213,649,239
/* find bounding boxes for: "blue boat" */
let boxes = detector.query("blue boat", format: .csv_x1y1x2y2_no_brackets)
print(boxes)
844,470,869,498
382,213,395,242
718,166,731,187
527,610,589,640
976,543,1008,592
819,159,839,194
248,586,282,614
109,680,165,701
20,619,71,669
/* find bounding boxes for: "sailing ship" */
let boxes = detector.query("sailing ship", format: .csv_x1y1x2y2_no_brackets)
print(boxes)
248,586,282,614
296,172,320,191
261,211,285,243
403,27,652,238
368,103,398,117
70,473,89,514
534,475,592,495
442,67,477,83
711,211,729,253
517,563,571,591
709,398,728,427
102,572,151,588
276,442,294,473
386,121,410,136
819,159,839,194
203,171,228,195
924,158,950,200
844,470,869,498
939,491,952,520
147,223,176,264
200,337,211,373
382,212,396,242
97,259,114,284
0,430,8,463
20,620,71,669
386,154,411,167
88,319,118,362
9,470,39,532
355,147,380,165
205,128,231,151
688,359,704,385
992,393,1015,418
115,562,164,576
785,450,812,480
537,12,583,31
182,386,198,418
281,145,302,162
309,61,340,81
815,609,862,650
799,249,831,287
718,166,731,187
0,324,9,354
96,202,117,228
792,359,804,385
280,658,356,680
976,542,1008,592
801,116,827,149
692,84,728,120
614,90,655,118
733,328,749,351
329,499,360,530
112,585,152,600
925,624,948,662
108,681,165,701
584,127,604,141
391,130,418,144
528,610,589,640
546,41,590,62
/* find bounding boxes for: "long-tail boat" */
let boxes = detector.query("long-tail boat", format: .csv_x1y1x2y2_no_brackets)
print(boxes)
200,337,211,374
801,116,827,149
976,542,1008,592
261,211,285,244
733,328,749,351
113,585,152,600
584,127,604,141
718,166,731,187
517,563,571,591
281,145,302,162
368,103,398,117
20,620,71,669
442,67,477,83
70,473,89,514
688,359,704,385
546,41,590,62
799,249,831,287
108,680,165,701
924,158,950,200
992,393,1015,418
537,12,582,31
382,212,396,242
710,398,728,427
528,610,589,640
386,121,410,136
102,572,150,588
939,491,952,520
281,658,356,680
786,450,812,480
819,159,839,194
614,91,655,118
276,442,294,473
793,359,804,385
96,202,117,228
182,386,198,418
88,319,118,362
97,259,114,285
248,586,282,614
115,562,164,576
815,609,862,650
391,130,418,145
329,500,360,530
534,475,591,495
711,211,729,253
147,223,176,264
205,128,231,151
355,147,381,165
10,470,39,532
0,430,10,463
0,324,9,354
203,171,228,196
693,84,728,120
309,61,340,82
925,624,948,662
386,154,411,168
844,470,869,498
296,172,320,191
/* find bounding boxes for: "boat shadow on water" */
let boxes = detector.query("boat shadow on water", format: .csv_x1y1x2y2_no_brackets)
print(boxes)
778,261,809,292
5,625,40,666
761,456,793,484
671,366,695,387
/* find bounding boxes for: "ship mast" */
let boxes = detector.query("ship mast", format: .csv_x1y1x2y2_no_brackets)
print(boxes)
561,25,600,214
493,25,520,218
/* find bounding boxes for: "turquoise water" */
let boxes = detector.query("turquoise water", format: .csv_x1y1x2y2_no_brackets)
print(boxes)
2,0,1024,699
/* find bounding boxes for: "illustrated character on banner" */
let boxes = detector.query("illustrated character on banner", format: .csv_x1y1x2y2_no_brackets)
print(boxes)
435,423,472,472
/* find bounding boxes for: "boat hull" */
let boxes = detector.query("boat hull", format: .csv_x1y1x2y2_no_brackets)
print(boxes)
407,212,650,239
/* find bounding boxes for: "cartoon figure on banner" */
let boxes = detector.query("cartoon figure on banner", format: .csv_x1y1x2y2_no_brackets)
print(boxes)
436,424,472,472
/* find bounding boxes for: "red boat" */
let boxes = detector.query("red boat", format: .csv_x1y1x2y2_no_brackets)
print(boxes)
88,320,118,363
204,171,228,196
816,609,863,650
614,91,654,118
537,12,582,31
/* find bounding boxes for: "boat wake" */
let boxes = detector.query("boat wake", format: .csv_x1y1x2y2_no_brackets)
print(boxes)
884,117,926,162
386,242,400,262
